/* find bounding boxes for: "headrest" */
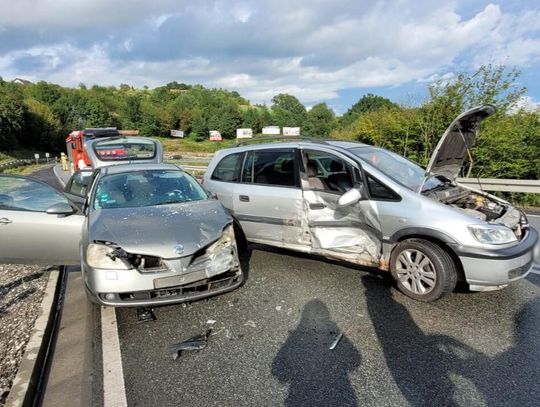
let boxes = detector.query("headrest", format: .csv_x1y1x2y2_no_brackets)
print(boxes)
330,160,344,172
281,159,294,173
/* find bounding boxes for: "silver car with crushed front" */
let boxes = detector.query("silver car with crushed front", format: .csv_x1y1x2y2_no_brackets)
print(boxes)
203,105,537,301
0,163,243,307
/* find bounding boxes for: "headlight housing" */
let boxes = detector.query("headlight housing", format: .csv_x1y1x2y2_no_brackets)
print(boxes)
189,225,237,277
468,224,517,245
86,243,131,269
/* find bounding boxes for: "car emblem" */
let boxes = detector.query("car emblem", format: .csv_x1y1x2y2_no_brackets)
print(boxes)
174,244,184,255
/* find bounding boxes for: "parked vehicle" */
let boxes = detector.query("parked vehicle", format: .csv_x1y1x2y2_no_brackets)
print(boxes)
202,105,537,301
0,164,243,307
65,129,161,173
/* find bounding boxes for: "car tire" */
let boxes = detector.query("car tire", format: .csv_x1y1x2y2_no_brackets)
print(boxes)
390,239,457,302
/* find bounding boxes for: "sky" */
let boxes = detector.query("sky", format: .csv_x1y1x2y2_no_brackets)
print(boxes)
1,0,540,113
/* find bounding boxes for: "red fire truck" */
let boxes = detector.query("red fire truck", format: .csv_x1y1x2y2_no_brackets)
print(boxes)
64,128,145,173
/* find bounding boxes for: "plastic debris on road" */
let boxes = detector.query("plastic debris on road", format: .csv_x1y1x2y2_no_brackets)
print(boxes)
170,329,212,360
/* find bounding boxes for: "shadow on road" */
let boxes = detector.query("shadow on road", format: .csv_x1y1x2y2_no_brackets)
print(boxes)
363,275,540,406
272,299,360,407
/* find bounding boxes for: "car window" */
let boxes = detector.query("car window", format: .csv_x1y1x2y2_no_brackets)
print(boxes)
211,153,243,182
365,173,400,201
241,149,296,187
92,137,157,161
93,170,207,209
0,176,68,212
67,171,94,197
303,150,355,193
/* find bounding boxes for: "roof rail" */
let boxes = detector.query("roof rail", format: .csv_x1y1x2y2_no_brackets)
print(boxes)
234,136,331,147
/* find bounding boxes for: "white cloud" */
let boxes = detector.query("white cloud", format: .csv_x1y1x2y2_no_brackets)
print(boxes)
0,1,539,105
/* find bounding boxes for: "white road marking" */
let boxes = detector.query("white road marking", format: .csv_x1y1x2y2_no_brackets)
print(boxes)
526,214,540,218
101,306,128,407
531,266,540,275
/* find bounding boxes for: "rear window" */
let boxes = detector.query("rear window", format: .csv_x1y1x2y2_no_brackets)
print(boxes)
92,138,157,161
211,153,243,182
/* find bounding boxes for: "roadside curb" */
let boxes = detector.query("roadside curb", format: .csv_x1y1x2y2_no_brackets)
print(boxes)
5,270,61,407
52,164,68,187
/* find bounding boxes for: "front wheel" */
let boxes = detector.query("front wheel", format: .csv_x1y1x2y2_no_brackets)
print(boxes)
390,239,457,302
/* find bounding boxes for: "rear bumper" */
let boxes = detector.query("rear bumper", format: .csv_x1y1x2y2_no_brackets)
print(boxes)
449,227,538,286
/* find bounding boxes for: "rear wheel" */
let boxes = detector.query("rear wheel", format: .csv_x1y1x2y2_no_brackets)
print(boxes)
390,239,457,302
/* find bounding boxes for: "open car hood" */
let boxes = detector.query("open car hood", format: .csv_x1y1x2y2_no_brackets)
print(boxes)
425,104,496,181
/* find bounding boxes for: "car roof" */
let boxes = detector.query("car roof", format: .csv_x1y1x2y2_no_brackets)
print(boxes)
220,138,369,155
99,162,179,176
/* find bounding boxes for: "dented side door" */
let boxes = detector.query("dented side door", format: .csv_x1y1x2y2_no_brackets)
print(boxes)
300,148,383,267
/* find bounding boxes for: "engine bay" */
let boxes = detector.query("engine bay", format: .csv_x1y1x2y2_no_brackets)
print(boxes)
423,181,525,238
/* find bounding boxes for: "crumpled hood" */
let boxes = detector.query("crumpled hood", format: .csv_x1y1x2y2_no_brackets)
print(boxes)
425,104,495,181
88,200,231,259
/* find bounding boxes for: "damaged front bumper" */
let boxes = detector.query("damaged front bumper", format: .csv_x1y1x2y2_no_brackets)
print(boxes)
449,226,538,288
82,226,243,307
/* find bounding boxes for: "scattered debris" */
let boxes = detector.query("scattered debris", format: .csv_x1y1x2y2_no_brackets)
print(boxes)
275,306,282,311
206,319,217,325
170,329,212,360
244,320,257,328
329,332,344,350
137,307,156,322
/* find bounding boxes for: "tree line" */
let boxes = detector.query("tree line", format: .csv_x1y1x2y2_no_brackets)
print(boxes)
0,64,538,187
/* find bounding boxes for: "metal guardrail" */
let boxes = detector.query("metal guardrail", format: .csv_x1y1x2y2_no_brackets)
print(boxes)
0,158,56,173
457,178,540,194
172,162,540,194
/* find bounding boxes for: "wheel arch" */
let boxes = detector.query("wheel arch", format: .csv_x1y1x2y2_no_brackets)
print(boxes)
391,231,466,282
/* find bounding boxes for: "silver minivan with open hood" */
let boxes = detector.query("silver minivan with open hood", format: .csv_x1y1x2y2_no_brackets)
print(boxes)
203,105,537,301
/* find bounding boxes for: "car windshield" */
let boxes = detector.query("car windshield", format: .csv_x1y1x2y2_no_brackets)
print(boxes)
93,170,207,209
350,147,443,192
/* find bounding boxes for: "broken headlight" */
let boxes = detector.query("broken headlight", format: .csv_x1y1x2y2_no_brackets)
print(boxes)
86,243,131,269
468,224,517,245
190,225,237,277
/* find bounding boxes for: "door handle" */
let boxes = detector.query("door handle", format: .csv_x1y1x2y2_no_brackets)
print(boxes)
239,195,250,202
0,217,13,225
309,203,326,210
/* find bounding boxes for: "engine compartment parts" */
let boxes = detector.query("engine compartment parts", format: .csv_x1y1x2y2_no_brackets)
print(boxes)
170,329,212,360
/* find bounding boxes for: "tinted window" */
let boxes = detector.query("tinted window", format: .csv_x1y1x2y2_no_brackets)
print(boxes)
365,173,400,201
0,176,68,212
304,150,354,193
93,170,207,209
92,137,157,161
242,150,296,187
211,153,242,182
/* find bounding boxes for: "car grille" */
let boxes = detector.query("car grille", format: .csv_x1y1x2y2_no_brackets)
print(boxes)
100,270,241,304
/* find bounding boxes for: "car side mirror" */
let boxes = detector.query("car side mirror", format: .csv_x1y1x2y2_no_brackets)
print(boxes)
46,202,76,216
337,187,364,207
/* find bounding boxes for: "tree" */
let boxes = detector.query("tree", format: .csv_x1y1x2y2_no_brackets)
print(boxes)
271,93,307,127
0,86,25,149
341,94,397,126
303,103,336,137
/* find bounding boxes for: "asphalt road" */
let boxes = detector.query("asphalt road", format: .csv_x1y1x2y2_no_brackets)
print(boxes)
114,246,539,407
31,166,540,406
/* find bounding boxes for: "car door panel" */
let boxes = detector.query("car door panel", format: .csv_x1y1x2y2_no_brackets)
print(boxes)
0,209,83,264
301,149,382,267
0,175,83,265
233,148,307,247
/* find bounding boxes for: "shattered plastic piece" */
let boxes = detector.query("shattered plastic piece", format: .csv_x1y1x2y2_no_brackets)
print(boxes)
206,319,217,325
329,332,343,350
170,329,212,360
137,307,156,322
244,320,257,328
275,306,282,311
